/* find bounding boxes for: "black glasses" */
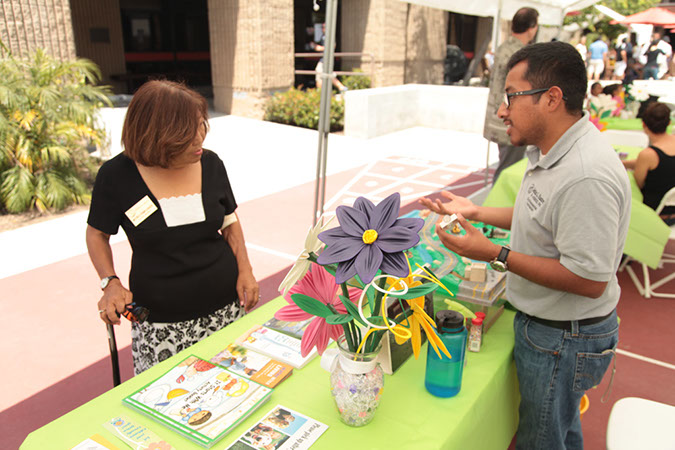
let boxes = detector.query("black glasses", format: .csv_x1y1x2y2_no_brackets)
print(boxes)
120,302,150,323
503,88,567,108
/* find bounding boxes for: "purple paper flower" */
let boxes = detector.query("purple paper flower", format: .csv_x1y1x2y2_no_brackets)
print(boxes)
317,193,423,284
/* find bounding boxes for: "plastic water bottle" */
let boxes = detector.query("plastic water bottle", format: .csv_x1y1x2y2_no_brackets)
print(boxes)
425,310,467,398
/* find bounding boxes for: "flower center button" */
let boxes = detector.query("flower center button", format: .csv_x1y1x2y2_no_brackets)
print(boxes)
362,229,378,244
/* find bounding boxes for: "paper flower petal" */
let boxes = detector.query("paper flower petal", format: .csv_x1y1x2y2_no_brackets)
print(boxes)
318,227,352,246
335,257,359,284
353,197,375,221
275,303,313,322
376,226,421,252
317,238,364,265
301,318,323,357
335,205,368,237
394,217,425,233
370,193,400,232
380,251,410,278
355,244,383,284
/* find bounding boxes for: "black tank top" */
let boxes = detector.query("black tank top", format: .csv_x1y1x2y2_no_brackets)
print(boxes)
642,145,675,215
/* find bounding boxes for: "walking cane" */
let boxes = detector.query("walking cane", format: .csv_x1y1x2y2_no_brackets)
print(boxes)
106,323,121,387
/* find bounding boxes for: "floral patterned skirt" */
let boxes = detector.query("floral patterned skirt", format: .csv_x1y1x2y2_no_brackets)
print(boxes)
131,302,243,375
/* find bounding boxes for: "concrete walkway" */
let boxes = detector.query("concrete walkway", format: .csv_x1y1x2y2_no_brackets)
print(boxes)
0,112,498,279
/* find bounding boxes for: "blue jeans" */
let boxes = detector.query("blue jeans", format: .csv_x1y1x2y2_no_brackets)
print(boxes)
513,310,618,450
643,66,659,80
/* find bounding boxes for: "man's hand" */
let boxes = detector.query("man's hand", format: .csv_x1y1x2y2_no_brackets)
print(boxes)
435,213,501,262
97,280,133,325
237,269,259,312
420,191,479,220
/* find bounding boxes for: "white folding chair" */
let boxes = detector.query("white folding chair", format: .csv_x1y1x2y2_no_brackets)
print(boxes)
619,187,675,298
606,397,675,450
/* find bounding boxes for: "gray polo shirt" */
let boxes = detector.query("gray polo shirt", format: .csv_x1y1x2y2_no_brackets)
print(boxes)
507,112,631,320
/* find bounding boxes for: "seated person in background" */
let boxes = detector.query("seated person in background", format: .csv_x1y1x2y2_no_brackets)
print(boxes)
623,102,675,224
585,82,603,110
602,83,625,116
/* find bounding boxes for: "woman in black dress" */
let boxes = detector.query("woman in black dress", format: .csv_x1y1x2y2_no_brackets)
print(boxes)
86,80,259,374
623,102,675,225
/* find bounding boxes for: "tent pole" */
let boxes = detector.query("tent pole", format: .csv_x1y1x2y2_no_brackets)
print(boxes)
313,0,338,225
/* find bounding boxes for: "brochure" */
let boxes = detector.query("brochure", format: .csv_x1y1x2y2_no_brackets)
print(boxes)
210,343,293,388
226,405,328,450
102,415,175,449
71,434,120,450
262,317,312,340
123,355,272,448
237,325,317,369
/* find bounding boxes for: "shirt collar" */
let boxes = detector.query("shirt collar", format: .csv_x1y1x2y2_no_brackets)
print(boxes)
525,111,592,169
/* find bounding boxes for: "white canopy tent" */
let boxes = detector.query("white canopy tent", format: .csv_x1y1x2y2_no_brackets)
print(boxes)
312,0,601,223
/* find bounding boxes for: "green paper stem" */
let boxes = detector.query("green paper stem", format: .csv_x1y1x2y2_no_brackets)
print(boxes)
341,323,355,352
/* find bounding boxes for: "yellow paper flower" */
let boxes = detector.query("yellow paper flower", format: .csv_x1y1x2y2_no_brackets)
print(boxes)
389,275,451,360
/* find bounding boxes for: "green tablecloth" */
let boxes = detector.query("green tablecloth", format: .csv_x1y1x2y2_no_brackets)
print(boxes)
483,146,670,268
22,298,518,450
604,117,673,133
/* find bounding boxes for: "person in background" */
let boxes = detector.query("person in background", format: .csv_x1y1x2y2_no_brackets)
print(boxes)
483,7,539,184
643,34,665,80
86,80,259,375
311,23,347,92
588,36,608,81
657,33,672,79
622,102,675,224
602,83,625,116
422,41,629,449
585,81,603,111
575,35,587,67
614,38,632,81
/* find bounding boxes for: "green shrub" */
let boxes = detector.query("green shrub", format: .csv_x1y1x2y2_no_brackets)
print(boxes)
264,87,344,132
340,69,371,91
0,45,112,213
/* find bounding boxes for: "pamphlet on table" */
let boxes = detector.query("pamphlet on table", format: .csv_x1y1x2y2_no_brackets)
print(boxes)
101,415,175,449
123,355,272,448
226,405,328,450
262,317,312,340
236,325,317,369
210,343,293,388
70,434,120,450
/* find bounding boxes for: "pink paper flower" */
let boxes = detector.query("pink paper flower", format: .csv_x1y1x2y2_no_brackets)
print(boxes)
275,265,361,357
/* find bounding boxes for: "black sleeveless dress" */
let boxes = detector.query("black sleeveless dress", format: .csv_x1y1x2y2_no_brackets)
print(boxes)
642,145,675,216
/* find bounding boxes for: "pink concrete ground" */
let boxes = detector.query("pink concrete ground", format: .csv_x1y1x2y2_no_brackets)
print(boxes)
3,157,675,450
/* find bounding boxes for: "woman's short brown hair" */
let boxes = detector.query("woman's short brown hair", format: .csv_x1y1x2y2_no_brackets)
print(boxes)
122,80,209,167
642,102,671,135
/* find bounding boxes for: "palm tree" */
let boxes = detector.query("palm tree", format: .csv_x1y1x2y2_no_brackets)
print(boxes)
0,44,112,213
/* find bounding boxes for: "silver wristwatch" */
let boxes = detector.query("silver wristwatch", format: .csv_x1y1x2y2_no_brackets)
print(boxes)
100,275,119,290
490,246,511,273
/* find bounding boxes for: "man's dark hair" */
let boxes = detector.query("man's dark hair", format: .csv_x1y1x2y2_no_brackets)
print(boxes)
642,102,671,134
512,7,538,34
506,41,587,114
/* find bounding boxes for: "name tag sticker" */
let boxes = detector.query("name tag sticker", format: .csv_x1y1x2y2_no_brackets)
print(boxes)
125,195,158,227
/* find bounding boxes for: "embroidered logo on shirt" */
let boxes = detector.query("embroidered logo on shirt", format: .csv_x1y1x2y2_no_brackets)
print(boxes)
526,184,546,212
125,195,158,227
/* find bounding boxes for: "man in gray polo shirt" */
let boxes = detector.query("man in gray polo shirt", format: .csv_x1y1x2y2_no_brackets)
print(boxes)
421,42,630,449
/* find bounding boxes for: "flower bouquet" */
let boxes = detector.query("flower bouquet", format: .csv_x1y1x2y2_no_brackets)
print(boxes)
276,192,452,426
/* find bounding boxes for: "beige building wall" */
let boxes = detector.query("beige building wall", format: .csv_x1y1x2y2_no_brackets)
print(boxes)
0,0,75,60
341,0,408,87
404,5,447,84
70,0,126,93
341,0,447,87
208,0,294,117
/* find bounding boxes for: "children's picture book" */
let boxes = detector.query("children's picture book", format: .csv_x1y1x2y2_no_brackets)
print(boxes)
262,317,312,340
210,343,293,388
236,325,317,369
226,405,328,450
71,434,120,450
123,355,272,448
102,415,175,449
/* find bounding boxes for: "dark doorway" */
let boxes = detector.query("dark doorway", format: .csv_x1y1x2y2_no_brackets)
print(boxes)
293,0,342,89
118,0,211,95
